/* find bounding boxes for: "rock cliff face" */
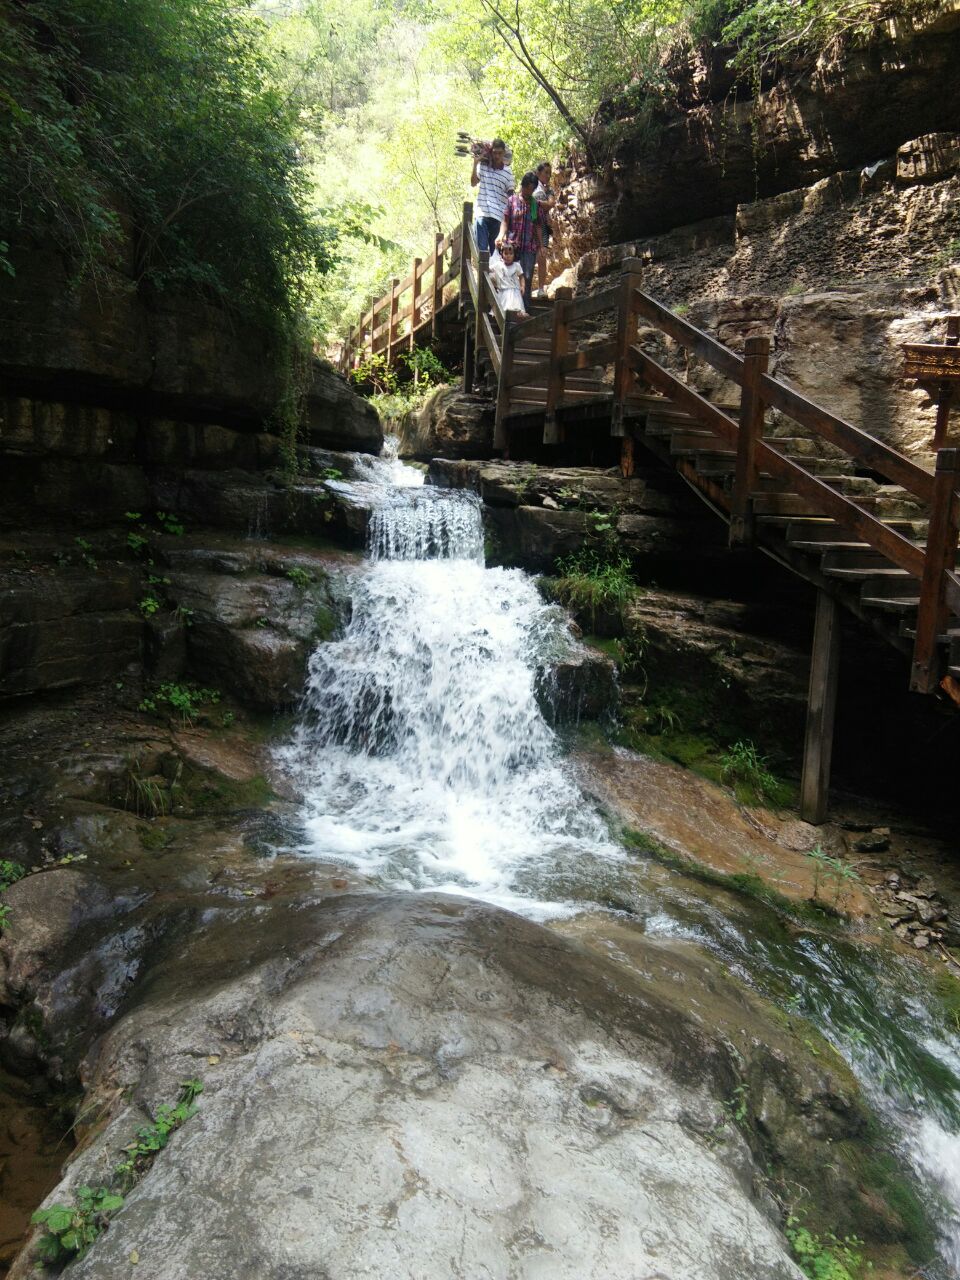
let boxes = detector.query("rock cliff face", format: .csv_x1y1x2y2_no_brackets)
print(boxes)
555,6,960,253
0,236,382,710
556,130,960,461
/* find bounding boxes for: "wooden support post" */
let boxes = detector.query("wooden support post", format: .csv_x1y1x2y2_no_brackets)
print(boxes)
800,589,841,825
462,321,476,394
387,278,400,366
543,287,573,445
459,201,473,316
431,232,444,337
410,257,422,352
477,249,491,334
932,316,959,449
729,334,770,548
620,434,635,478
910,447,960,692
611,259,643,437
494,312,516,451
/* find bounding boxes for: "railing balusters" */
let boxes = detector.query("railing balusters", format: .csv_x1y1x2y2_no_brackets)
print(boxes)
729,335,770,548
911,447,960,692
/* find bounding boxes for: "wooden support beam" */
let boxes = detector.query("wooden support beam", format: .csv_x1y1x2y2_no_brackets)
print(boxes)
458,201,473,317
431,232,444,337
620,434,635,478
910,447,960,692
543,288,572,445
611,260,643,437
800,589,841,825
387,278,400,365
462,321,475,395
494,313,517,451
409,257,422,351
729,335,769,548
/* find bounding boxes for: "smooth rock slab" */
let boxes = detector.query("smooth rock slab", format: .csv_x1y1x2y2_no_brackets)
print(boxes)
20,894,801,1280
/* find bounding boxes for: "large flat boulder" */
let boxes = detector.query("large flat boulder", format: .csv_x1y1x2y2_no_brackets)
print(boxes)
306,360,383,454
12,892,803,1280
399,386,493,461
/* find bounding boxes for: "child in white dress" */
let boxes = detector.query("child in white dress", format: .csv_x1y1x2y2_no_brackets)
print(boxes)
490,242,528,317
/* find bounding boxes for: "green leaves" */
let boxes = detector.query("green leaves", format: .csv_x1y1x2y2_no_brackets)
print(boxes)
32,1081,203,1269
32,1188,126,1263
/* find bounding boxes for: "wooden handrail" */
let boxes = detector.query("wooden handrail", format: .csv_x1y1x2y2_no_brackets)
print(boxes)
342,229,956,695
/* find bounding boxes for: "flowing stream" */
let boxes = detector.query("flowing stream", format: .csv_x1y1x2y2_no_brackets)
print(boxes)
284,445,960,1274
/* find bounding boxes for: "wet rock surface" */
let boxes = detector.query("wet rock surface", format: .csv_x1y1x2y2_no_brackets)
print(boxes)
9,888,805,1280
398,385,494,461
429,458,726,575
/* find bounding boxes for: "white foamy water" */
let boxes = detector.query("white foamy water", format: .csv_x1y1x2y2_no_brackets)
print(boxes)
283,445,620,917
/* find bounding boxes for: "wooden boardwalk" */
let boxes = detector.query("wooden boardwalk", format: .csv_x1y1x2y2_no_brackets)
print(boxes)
341,205,960,822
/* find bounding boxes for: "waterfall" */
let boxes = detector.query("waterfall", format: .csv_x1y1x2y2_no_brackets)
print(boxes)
282,441,960,1271
283,446,620,917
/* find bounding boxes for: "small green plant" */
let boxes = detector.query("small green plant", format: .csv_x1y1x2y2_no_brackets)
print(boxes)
723,1082,749,1124
0,904,10,932
514,465,538,504
350,351,398,395
74,537,97,570
805,845,862,909
139,595,162,617
139,682,220,725
320,465,343,481
553,546,637,627
124,766,168,819
286,567,314,590
32,1186,125,1265
32,1079,202,1268
0,859,26,891
221,710,236,728
113,1079,203,1190
156,510,185,536
173,605,194,627
719,739,780,804
785,1215,869,1280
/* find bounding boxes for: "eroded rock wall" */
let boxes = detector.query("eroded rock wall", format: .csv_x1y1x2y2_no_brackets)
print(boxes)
561,134,960,460
555,6,960,254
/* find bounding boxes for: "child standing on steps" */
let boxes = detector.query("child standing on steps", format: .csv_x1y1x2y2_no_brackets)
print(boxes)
490,242,528,317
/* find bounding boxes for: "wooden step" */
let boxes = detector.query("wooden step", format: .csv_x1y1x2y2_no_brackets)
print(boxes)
860,594,920,614
752,492,926,520
820,548,898,572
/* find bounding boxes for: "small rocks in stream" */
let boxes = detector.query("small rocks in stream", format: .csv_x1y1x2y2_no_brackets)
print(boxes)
854,831,892,853
873,866,950,949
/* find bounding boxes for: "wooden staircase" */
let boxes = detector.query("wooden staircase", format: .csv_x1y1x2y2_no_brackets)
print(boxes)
342,203,960,823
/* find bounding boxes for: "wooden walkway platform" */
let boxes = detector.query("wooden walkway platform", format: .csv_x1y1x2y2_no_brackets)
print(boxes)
342,205,960,822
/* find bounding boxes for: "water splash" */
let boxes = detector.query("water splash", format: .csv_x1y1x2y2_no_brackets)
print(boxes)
282,454,619,917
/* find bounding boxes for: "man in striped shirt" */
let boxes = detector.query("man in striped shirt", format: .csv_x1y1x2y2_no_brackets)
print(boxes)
471,140,514,255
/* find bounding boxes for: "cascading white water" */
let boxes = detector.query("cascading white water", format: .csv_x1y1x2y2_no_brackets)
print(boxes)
282,441,960,1273
283,449,621,917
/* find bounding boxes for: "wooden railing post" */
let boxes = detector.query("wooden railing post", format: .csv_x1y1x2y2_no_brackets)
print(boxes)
730,334,770,548
494,312,517,452
410,257,423,353
910,446,960,692
459,201,474,315
543,287,573,445
431,231,444,337
932,315,959,450
611,259,643,437
387,277,400,366
800,589,841,825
